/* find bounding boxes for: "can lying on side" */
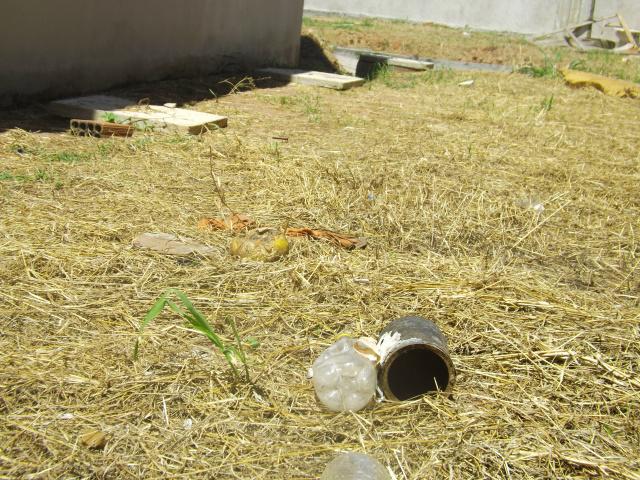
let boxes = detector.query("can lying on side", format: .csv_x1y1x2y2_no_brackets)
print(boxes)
377,316,456,401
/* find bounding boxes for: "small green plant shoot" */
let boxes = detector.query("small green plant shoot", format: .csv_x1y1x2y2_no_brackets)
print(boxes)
100,112,121,123
518,48,562,78
541,93,554,111
133,289,250,382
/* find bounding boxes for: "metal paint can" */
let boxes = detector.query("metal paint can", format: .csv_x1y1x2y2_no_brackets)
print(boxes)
377,316,456,401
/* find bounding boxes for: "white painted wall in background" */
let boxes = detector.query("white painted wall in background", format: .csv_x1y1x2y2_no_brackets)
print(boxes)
1,0,304,106
304,0,639,37
592,0,640,43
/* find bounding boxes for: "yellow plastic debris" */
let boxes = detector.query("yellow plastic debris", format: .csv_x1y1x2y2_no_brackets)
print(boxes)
560,68,640,99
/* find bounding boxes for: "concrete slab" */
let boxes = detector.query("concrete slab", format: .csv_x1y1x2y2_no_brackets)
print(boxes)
257,68,364,90
48,95,228,135
333,47,514,75
47,95,136,119
110,105,228,135
388,57,435,70
330,49,361,75
427,58,514,73
359,53,434,71
133,232,215,256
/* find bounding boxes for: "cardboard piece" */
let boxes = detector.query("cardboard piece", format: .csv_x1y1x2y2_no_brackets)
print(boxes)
133,232,216,256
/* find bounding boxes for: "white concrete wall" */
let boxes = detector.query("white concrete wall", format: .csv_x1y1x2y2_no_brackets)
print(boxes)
0,0,304,106
304,0,593,35
592,0,640,44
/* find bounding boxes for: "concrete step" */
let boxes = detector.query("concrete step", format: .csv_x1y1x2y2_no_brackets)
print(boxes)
257,68,364,90
332,47,514,75
48,95,227,135
359,53,434,71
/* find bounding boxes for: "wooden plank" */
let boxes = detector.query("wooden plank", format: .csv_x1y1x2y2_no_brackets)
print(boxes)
566,31,588,50
48,95,227,135
533,14,618,40
257,68,364,90
616,11,639,49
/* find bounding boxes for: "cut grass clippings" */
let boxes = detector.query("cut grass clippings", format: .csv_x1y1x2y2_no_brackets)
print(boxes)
0,16,639,479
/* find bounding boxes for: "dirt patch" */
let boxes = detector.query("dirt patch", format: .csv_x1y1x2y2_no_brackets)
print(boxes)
303,17,538,67
303,15,640,82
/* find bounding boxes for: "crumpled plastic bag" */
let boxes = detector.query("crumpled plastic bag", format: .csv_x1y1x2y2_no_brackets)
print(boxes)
230,227,289,261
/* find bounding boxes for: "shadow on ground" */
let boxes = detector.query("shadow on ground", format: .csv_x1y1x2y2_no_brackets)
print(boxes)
0,34,340,135
297,33,342,73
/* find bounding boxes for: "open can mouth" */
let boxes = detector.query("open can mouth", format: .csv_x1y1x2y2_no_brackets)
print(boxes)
378,316,456,401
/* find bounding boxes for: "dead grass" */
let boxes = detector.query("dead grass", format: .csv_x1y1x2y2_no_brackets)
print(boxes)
0,20,639,480
302,15,640,83
302,14,535,67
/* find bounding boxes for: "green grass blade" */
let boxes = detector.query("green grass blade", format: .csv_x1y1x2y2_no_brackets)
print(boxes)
228,316,246,362
165,300,199,326
173,291,215,331
228,315,250,381
134,288,247,381
133,291,170,360
220,348,241,379
168,291,239,374
164,297,226,349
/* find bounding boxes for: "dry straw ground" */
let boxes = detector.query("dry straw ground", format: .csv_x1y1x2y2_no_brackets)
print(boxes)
1,16,639,480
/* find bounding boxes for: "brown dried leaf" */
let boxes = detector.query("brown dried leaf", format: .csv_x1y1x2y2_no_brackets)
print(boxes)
285,227,367,249
198,213,257,231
